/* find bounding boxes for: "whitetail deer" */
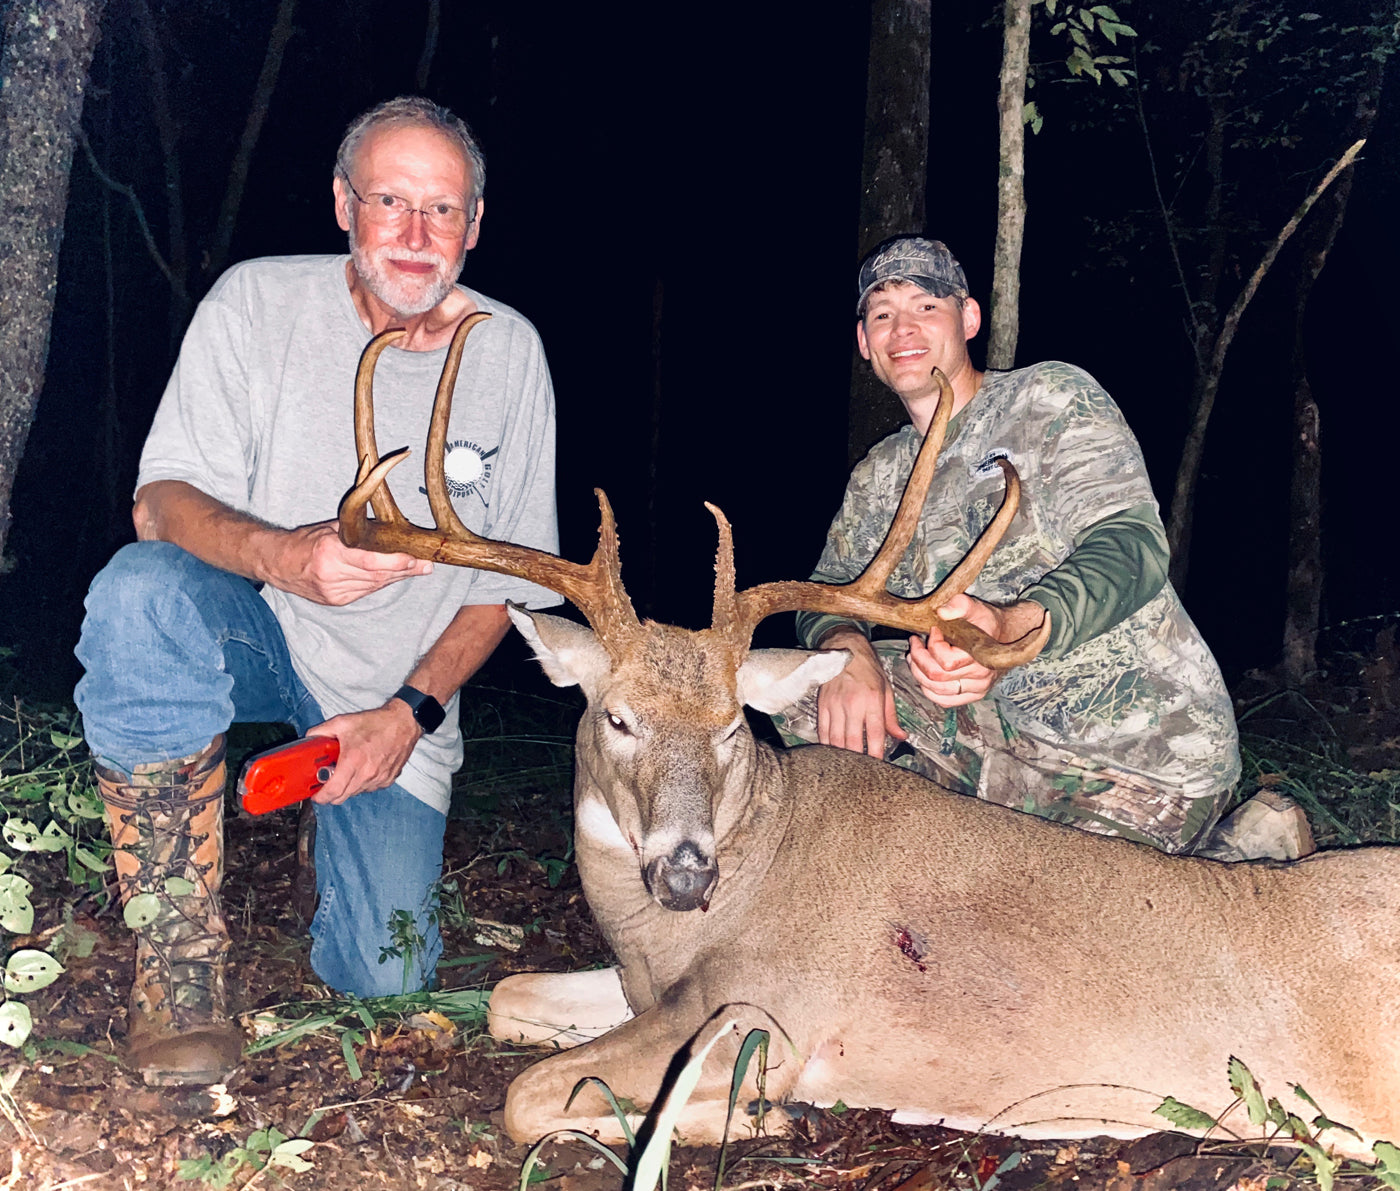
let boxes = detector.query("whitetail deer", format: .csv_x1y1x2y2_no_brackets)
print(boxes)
341,319,1400,1157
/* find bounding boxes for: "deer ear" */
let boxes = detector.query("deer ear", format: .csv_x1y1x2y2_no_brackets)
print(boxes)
507,605,612,692
736,648,851,714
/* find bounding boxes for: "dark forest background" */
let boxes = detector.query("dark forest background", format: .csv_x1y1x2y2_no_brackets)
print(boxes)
3,0,1398,701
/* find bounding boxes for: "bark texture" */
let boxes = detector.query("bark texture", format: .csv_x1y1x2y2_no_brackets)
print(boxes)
987,0,1031,371
0,0,106,559
848,0,931,464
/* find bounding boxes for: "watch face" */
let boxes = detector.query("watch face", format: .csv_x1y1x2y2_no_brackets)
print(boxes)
397,686,445,733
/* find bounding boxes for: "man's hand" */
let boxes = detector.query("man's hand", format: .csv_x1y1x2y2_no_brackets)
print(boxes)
815,629,908,758
132,482,431,606
273,520,432,606
907,593,1045,707
307,699,421,805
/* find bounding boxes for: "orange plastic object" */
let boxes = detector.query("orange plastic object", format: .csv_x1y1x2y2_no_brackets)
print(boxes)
237,737,340,815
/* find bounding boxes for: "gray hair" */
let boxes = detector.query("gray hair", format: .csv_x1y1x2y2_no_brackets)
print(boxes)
334,95,486,207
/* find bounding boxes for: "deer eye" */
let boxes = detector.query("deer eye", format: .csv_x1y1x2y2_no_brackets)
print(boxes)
605,711,630,734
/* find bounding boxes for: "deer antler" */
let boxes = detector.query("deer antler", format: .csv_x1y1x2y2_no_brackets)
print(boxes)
710,369,1051,670
338,320,642,657
341,331,1046,670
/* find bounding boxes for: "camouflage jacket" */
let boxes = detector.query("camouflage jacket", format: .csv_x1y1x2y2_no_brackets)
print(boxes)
798,360,1240,804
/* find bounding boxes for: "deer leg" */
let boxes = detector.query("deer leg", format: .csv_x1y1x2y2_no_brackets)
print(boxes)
502,998,797,1145
487,966,634,1049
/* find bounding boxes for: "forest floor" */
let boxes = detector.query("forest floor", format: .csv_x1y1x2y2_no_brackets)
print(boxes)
2,617,1400,1191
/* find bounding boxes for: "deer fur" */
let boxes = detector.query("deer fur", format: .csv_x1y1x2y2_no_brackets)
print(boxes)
488,608,1400,1156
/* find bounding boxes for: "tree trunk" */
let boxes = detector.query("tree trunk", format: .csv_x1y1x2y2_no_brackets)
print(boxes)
986,0,1031,371
0,0,106,561
848,0,931,464
1280,69,1381,684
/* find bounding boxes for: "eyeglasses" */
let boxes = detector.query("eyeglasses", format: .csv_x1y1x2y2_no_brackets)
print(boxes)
344,179,475,236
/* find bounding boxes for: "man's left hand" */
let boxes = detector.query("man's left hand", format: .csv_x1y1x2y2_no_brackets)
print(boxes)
907,593,1045,708
307,700,422,805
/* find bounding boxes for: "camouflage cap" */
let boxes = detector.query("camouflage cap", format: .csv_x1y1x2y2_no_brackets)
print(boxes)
857,237,969,315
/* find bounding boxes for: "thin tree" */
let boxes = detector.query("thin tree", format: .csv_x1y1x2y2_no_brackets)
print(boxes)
1281,53,1387,684
848,0,931,464
0,0,107,560
987,0,1032,371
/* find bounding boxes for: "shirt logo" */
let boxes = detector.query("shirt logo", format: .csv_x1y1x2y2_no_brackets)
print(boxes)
420,439,498,507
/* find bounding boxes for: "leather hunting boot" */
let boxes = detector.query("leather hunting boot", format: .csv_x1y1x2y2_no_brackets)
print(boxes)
97,736,244,1085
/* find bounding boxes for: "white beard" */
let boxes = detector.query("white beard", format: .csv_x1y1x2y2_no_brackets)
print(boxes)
347,221,467,317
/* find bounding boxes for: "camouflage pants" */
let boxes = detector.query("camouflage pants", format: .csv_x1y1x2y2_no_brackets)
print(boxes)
771,640,1227,854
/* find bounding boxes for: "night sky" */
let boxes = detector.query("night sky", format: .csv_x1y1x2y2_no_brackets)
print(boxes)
6,0,1399,698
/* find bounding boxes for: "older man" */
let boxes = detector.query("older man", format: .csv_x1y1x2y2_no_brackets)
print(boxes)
74,97,559,1084
775,236,1311,862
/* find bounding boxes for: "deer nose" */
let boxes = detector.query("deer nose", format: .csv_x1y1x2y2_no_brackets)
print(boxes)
645,842,718,912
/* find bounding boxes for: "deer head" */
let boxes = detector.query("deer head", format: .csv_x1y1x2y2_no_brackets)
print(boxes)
339,318,1051,910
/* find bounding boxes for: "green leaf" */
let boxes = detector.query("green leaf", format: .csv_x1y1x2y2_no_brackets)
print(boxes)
4,950,63,994
566,1076,635,1149
0,1002,32,1049
0,875,35,934
1154,1096,1219,1132
1051,21,1067,35
3,821,45,853
1107,68,1130,86
71,845,109,873
1228,1057,1269,1126
123,892,162,930
1090,4,1118,16
1371,1141,1400,1189
1298,1138,1337,1191
269,1139,315,1172
163,876,196,898
340,1029,363,1081
48,731,83,751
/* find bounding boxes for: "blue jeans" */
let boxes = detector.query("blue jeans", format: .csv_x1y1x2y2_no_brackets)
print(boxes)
74,541,445,997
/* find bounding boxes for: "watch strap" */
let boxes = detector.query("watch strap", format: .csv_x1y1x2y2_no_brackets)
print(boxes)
393,684,446,734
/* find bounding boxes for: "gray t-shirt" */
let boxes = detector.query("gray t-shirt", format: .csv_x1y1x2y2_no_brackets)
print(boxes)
138,255,561,812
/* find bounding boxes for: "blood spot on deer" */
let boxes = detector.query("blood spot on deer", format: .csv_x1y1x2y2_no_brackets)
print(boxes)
893,925,928,973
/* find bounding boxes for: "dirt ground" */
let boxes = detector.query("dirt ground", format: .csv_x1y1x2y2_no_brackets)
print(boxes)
4,628,1400,1191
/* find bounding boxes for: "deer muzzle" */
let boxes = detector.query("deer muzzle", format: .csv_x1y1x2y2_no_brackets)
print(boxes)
643,841,718,912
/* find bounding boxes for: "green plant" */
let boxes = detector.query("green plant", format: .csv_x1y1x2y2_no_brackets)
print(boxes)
176,1126,314,1187
1156,1056,1399,1190
378,908,430,995
0,702,111,1046
243,987,490,1080
516,1017,774,1191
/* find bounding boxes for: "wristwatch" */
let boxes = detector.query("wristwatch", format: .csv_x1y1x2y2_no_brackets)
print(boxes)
393,684,446,734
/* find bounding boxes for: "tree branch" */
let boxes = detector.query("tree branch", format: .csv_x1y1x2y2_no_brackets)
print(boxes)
75,125,186,301
208,0,298,282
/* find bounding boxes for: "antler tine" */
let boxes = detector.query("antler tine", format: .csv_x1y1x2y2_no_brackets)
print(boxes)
723,367,1052,670
353,329,411,527
708,501,739,632
425,312,493,537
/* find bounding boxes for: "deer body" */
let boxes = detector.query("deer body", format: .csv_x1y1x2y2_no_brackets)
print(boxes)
489,612,1400,1153
337,326,1396,1156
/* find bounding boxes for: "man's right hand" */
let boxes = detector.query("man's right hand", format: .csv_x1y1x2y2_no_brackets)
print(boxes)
274,520,432,606
815,629,908,758
132,483,431,607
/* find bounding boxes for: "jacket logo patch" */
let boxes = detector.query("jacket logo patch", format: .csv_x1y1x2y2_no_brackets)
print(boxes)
973,449,1014,481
